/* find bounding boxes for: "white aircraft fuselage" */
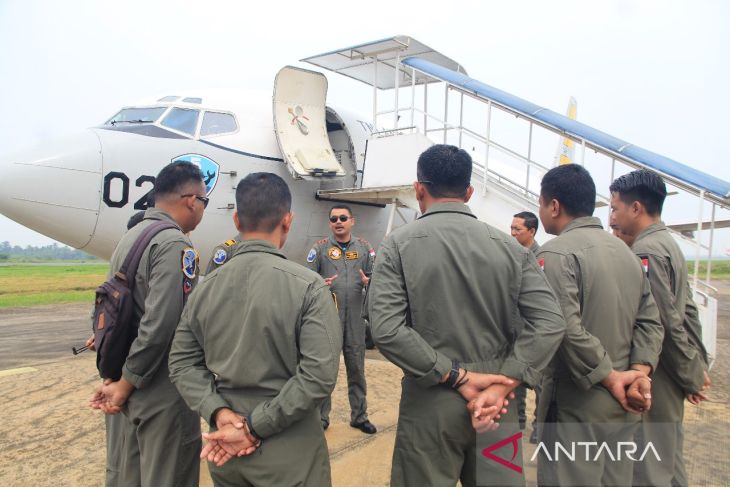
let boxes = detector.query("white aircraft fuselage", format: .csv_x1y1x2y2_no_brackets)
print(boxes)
0,91,396,267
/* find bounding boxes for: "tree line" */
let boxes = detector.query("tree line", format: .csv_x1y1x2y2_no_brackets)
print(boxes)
0,241,100,261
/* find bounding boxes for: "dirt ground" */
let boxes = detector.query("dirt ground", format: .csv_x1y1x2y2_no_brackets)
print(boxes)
1,283,729,487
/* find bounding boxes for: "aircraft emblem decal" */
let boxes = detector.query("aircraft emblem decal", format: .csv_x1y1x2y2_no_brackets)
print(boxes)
173,154,220,195
288,105,310,135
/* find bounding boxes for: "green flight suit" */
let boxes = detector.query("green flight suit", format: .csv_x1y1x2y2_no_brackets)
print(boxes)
535,217,664,487
169,240,342,487
630,222,707,487
515,240,542,428
368,202,567,487
107,208,202,487
204,235,240,275
306,235,374,425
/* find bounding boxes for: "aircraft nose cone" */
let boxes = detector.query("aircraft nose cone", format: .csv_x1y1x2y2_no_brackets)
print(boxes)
0,130,103,248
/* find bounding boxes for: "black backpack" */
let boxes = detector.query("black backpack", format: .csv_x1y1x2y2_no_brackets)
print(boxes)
93,220,176,380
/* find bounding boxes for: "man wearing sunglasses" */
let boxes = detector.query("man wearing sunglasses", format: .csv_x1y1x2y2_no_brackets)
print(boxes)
89,160,207,487
306,205,377,434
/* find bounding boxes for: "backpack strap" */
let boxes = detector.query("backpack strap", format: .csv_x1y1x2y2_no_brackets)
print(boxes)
117,221,178,289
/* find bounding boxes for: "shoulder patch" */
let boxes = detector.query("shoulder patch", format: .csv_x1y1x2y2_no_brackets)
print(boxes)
224,239,237,247
182,248,199,279
538,258,545,271
213,248,228,265
307,247,317,263
317,238,327,245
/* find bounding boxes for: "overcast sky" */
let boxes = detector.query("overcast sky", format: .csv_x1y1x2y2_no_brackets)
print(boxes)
1,0,729,251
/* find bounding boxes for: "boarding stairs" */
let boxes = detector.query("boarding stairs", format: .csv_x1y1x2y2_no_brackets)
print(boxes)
300,36,730,365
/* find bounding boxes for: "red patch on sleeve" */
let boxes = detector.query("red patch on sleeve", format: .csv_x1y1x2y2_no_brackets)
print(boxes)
538,258,545,271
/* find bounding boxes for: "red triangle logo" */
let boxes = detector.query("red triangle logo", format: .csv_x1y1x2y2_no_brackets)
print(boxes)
481,431,523,474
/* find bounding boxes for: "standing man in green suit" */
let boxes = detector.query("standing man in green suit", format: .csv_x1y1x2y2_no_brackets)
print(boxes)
169,172,342,487
510,210,542,442
610,169,711,487
306,204,376,434
535,164,664,487
89,160,207,487
368,144,567,487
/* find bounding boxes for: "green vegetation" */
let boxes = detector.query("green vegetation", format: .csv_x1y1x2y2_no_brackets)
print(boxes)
0,241,100,262
0,259,728,309
687,260,730,281
0,263,108,308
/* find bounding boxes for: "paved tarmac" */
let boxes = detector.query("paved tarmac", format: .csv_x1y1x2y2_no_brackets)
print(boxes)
1,284,728,486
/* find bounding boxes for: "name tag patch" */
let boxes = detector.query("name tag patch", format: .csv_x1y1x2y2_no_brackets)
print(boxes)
346,250,359,260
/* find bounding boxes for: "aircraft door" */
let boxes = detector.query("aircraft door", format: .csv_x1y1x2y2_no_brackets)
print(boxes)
273,66,346,180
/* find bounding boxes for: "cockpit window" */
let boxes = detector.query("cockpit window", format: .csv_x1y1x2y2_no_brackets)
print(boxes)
106,107,166,125
158,96,180,102
200,111,238,137
182,97,202,104
161,107,200,136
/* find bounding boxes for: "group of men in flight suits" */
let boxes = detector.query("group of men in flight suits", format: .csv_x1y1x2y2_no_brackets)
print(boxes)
89,144,710,487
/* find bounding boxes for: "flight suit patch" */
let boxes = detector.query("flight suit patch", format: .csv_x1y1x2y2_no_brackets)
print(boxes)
641,257,649,275
224,239,236,247
182,248,199,279
538,258,545,271
345,250,359,260
328,247,342,260
307,248,317,263
213,248,227,265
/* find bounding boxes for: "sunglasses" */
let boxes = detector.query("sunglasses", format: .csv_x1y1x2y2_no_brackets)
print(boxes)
181,193,209,209
329,215,351,223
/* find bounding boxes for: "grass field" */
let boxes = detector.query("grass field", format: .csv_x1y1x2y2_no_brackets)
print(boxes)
0,260,728,308
0,263,108,308
688,260,730,281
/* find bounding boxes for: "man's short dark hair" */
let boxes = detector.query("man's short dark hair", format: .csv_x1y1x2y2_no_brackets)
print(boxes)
154,160,204,197
514,211,539,233
540,164,596,217
609,169,667,217
236,172,292,232
330,204,353,216
126,211,146,230
416,144,472,198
